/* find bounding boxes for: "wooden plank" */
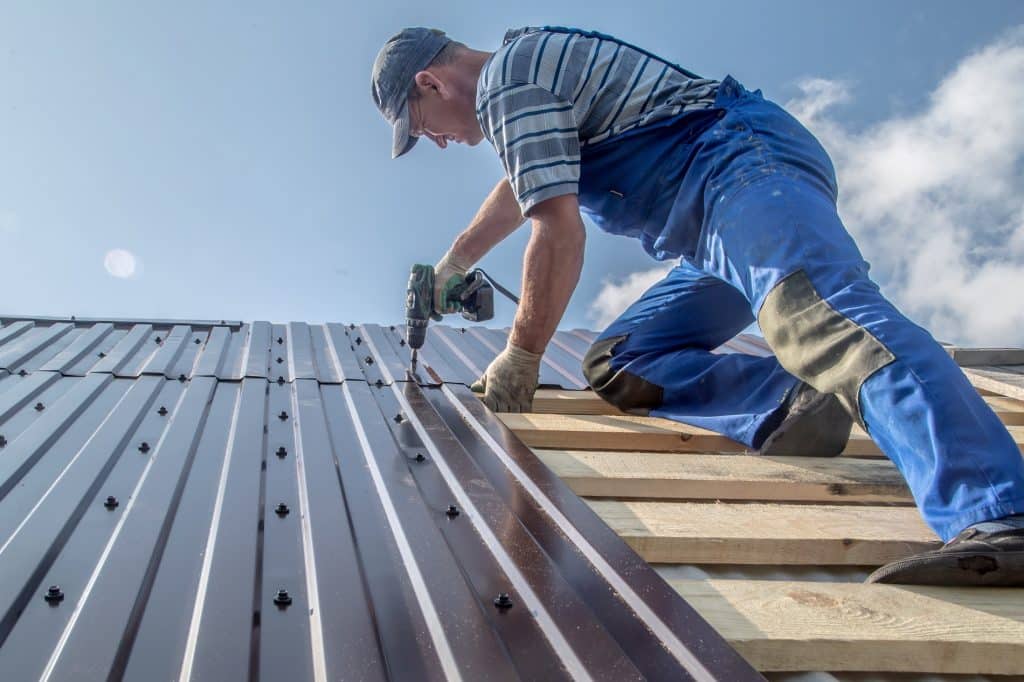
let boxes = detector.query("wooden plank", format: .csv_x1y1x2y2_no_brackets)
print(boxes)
536,450,913,503
501,412,1024,457
529,388,1024,426
963,366,1024,401
946,346,1024,367
665,578,1024,675
589,500,939,565
500,413,887,457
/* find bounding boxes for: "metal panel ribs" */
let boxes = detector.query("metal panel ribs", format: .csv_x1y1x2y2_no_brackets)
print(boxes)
0,317,761,681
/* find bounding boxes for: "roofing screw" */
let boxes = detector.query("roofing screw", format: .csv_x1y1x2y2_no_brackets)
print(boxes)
277,337,283,344
389,325,395,331
276,357,283,364
278,411,288,421
18,369,27,377
374,379,383,388
104,495,119,510
34,402,45,411
178,374,187,382
349,324,355,330
98,352,106,358
155,336,162,344
364,356,374,365
157,406,168,416
194,337,201,344
276,446,287,458
493,593,513,610
460,328,466,333
393,413,404,424
355,337,362,345
44,585,64,604
273,589,292,607
275,503,290,517
0,435,6,448
399,339,406,347
138,442,150,453
277,376,285,385
445,505,460,518
414,452,425,463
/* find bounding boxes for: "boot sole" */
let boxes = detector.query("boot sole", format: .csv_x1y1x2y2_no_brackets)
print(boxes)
866,550,1024,587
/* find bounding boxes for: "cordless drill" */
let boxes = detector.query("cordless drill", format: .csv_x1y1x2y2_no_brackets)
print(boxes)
405,264,496,368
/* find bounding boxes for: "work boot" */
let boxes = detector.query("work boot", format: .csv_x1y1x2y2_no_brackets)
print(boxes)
758,383,853,457
866,517,1024,586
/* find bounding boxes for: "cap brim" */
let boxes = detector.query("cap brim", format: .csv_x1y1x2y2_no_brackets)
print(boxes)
391,99,418,159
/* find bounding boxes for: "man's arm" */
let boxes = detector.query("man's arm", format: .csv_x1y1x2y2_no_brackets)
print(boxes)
510,194,586,353
449,179,526,263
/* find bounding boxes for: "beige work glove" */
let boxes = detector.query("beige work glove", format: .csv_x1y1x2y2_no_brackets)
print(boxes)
432,250,471,318
471,344,542,413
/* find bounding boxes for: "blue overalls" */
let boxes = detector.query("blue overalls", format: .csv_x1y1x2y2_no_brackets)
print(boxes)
576,71,1024,541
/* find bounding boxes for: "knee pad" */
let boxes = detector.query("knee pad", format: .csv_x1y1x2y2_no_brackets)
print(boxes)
582,336,664,414
757,269,894,425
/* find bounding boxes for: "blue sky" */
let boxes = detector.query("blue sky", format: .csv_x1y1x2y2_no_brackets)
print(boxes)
2,2,1023,342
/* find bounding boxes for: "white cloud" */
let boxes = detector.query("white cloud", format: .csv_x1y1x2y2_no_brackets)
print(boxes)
590,28,1024,346
104,249,139,279
588,264,674,328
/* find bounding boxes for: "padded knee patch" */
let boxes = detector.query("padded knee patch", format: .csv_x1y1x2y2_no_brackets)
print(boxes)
582,336,664,415
758,269,895,425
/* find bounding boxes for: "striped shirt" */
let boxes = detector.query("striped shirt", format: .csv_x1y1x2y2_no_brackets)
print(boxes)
476,27,719,214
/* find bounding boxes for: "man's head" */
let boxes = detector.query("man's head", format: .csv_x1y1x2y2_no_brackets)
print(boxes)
371,28,489,158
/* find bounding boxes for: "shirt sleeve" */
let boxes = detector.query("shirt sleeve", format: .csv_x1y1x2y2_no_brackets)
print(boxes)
478,83,580,215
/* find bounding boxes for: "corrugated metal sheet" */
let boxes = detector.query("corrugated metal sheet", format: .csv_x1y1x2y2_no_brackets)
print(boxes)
0,317,761,681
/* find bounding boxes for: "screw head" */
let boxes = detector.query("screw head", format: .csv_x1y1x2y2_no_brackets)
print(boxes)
157,406,168,416
104,495,119,509
278,411,288,421
399,338,406,347
277,376,285,385
493,593,513,609
138,442,150,453
273,589,292,606
445,505,460,518
355,337,362,345
194,337,201,344
374,379,383,388
34,402,45,411
393,413,404,424
276,446,287,458
178,374,187,382
277,337,283,344
44,585,64,603
0,435,6,448
276,357,283,364
18,369,27,377
275,503,290,516
389,325,396,331
414,452,425,462
155,336,162,344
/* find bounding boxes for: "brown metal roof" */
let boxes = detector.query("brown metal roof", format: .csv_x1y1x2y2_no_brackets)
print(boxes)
0,318,762,681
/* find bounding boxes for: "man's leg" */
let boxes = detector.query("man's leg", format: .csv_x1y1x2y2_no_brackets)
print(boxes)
583,260,804,449
694,91,1024,582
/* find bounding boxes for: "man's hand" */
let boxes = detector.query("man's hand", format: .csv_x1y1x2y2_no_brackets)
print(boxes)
471,344,542,412
432,250,470,318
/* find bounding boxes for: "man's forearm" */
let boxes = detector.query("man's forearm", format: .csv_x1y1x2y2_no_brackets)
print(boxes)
449,179,525,264
509,199,586,354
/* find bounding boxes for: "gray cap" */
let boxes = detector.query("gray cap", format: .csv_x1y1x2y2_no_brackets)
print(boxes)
371,28,452,158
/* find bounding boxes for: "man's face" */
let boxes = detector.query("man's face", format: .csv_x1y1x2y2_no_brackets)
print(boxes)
408,73,485,150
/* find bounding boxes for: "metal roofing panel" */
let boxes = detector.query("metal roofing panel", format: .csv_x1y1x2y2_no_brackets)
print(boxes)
0,315,760,680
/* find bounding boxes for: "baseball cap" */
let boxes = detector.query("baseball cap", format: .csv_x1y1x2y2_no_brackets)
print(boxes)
371,27,452,158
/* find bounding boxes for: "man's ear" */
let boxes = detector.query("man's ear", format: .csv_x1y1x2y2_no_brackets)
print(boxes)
414,70,448,99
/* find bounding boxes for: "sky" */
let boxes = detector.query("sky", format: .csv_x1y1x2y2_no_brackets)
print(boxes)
2,2,1023,345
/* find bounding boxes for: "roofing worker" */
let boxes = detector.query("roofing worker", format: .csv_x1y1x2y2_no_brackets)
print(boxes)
371,26,1024,586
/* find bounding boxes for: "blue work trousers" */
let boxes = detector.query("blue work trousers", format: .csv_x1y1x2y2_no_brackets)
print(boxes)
586,78,1024,541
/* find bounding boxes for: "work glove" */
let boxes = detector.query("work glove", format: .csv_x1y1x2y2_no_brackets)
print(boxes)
432,250,471,319
471,344,542,413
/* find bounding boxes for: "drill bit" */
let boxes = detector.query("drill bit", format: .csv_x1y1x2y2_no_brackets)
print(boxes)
410,349,418,371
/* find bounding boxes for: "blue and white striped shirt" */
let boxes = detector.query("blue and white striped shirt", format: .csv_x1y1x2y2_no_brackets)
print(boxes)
476,27,719,214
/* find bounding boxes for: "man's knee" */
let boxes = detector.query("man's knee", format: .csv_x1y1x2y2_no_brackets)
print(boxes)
582,336,664,414
757,269,894,423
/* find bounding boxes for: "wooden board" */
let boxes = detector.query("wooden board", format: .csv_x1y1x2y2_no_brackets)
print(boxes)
529,388,1024,426
946,347,1024,367
589,499,940,565
665,578,1024,675
536,450,913,503
501,413,1024,457
963,366,1024,401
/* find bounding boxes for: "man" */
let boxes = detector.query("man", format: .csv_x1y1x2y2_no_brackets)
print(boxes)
371,26,1024,586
